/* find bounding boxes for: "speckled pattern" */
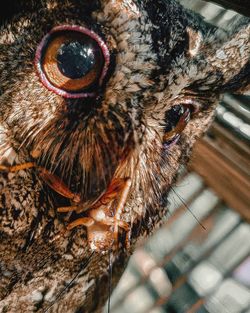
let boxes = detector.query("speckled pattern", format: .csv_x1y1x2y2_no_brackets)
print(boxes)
0,0,249,312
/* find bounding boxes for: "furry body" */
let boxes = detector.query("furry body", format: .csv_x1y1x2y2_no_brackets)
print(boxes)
0,0,249,312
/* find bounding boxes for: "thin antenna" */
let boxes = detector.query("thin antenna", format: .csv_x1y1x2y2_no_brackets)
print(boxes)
43,252,94,313
107,248,113,313
170,187,206,230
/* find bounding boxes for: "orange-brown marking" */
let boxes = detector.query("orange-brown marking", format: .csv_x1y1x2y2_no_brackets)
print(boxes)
1,162,131,250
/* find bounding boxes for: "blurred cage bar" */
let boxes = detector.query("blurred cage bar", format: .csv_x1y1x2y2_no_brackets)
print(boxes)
104,1,250,313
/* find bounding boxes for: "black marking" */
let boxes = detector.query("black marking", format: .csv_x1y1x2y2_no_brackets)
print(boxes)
222,62,250,93
139,0,188,74
57,41,95,79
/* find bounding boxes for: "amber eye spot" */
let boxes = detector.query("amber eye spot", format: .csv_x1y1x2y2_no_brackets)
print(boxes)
35,25,110,98
163,105,191,147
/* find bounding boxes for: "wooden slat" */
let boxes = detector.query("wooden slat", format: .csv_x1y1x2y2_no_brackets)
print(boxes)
208,123,250,176
204,0,250,16
189,138,250,222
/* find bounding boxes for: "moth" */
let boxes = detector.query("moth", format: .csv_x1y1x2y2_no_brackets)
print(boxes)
0,0,249,312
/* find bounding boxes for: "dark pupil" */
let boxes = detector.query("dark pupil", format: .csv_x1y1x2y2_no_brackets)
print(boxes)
164,105,185,132
57,41,95,79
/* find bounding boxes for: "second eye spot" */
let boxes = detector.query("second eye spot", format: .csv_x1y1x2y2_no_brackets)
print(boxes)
163,105,191,148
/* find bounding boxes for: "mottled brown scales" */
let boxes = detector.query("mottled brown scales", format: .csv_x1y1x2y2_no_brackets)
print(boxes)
0,0,249,312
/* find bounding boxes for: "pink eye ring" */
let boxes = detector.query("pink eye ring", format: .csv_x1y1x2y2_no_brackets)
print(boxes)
35,25,110,98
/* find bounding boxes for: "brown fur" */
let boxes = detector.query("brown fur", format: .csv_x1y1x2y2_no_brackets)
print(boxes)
0,0,249,312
